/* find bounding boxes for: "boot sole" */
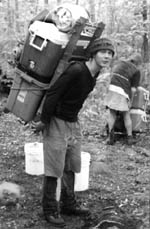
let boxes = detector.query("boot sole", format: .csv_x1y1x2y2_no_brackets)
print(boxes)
61,209,90,216
47,221,66,228
45,217,66,228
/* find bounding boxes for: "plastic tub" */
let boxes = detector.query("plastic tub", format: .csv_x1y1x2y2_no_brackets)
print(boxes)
130,108,147,131
131,86,149,110
6,69,49,122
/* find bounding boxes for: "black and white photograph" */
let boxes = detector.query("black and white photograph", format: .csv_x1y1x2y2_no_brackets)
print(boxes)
0,0,149,228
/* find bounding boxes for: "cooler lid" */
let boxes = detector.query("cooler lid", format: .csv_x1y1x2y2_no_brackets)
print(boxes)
29,21,69,46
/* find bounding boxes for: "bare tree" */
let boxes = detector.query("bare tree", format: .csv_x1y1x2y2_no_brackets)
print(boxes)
142,0,149,62
14,0,20,32
107,0,115,35
88,0,95,22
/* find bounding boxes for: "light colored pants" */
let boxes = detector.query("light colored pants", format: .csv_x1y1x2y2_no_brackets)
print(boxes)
43,117,82,178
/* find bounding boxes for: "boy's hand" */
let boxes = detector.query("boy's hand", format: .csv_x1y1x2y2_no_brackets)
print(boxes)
31,121,45,133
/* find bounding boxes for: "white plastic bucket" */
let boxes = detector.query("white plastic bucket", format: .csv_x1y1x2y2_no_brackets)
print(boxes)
24,142,44,175
24,143,61,201
74,151,91,192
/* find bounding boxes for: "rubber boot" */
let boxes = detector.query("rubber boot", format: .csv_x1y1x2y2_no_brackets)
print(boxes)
60,170,89,216
42,176,65,227
107,129,115,145
126,135,137,145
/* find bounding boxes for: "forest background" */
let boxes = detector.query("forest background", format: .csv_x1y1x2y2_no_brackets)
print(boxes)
0,0,150,84
0,1,150,229
0,0,150,136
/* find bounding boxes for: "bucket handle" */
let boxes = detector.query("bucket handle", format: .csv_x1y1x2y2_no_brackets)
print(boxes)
144,91,149,101
29,32,47,51
141,114,147,122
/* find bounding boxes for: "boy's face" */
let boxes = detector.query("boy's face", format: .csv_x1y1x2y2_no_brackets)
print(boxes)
94,49,113,68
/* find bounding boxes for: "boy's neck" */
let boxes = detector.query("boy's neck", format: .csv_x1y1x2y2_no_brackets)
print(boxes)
85,59,101,77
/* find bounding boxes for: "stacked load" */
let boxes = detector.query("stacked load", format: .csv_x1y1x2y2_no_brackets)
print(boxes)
6,3,104,122
18,3,91,83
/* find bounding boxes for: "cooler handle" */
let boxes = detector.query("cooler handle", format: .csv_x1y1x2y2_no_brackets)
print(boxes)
141,114,147,122
29,33,47,51
144,91,149,101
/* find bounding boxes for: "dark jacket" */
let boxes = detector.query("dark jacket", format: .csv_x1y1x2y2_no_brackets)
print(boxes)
110,60,141,98
41,61,98,123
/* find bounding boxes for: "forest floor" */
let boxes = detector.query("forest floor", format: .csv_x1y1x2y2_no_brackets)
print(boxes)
0,94,150,229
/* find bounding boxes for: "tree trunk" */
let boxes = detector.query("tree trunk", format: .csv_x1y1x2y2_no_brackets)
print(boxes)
15,0,20,33
7,0,12,29
107,0,115,35
142,0,149,63
88,0,95,22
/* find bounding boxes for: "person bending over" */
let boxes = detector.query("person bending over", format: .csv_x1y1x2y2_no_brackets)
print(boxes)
105,53,142,145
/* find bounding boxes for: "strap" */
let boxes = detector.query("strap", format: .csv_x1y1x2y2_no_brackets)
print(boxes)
48,17,87,88
112,73,129,82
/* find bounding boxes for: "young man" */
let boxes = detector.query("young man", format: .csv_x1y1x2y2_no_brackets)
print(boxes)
33,37,115,227
105,53,142,145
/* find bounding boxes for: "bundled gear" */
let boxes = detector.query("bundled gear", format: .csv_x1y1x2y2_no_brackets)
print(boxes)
6,5,106,123
50,3,90,32
30,3,90,32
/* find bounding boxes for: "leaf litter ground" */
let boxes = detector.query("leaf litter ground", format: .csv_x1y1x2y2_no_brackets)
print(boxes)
0,95,149,229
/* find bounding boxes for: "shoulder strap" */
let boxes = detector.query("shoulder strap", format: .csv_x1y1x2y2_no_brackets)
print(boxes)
47,17,87,89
